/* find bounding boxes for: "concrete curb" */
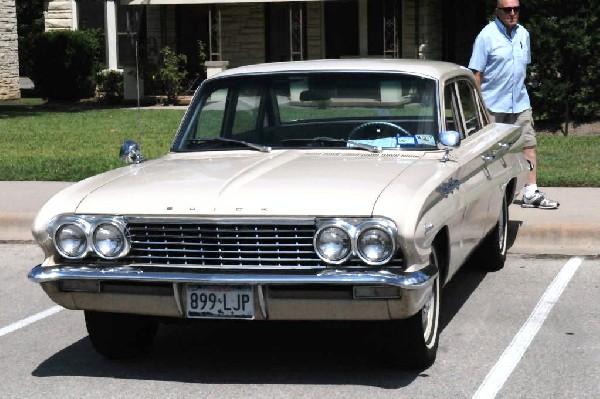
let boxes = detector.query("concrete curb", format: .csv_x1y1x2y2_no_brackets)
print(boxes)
1,183,599,256
0,212,35,242
508,223,600,256
3,211,599,256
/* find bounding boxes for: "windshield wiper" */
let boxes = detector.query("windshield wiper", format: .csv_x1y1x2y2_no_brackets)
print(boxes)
280,137,382,153
187,137,272,153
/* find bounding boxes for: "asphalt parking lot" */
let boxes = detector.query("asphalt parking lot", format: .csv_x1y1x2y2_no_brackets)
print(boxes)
1,244,598,399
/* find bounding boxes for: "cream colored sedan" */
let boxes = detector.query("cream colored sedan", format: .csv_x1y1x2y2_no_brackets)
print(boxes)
29,59,528,369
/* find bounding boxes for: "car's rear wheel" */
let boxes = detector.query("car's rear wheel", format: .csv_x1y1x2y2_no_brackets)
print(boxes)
474,193,509,271
84,311,159,359
385,245,441,369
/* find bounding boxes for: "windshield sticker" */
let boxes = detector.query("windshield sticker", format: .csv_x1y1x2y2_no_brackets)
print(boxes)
351,134,435,148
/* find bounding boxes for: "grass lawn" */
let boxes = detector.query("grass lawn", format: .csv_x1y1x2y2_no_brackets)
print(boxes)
0,101,185,181
536,135,600,187
1,99,598,186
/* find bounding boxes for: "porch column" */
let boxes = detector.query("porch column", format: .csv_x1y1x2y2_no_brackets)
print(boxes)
71,0,78,30
105,0,118,70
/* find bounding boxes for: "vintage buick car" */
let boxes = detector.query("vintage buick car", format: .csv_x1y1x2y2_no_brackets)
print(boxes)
29,59,528,368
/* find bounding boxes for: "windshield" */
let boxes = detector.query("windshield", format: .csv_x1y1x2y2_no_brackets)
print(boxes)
174,72,439,152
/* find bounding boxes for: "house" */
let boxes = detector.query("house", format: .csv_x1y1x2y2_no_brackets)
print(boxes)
43,0,485,97
0,0,20,100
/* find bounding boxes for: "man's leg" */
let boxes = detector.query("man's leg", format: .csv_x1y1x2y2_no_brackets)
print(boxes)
517,109,559,209
523,145,537,189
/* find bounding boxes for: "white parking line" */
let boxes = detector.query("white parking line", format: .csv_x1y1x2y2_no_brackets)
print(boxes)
0,305,63,338
473,256,584,399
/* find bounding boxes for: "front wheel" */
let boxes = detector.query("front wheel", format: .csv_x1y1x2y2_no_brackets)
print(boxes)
473,193,509,271
385,245,441,369
85,311,159,359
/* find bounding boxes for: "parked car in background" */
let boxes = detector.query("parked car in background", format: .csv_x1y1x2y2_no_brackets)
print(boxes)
29,59,528,368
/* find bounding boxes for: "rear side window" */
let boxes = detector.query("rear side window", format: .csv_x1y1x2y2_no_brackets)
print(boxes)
456,80,482,135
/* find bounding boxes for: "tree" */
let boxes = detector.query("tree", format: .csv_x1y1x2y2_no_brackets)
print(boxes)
521,0,600,131
30,30,103,100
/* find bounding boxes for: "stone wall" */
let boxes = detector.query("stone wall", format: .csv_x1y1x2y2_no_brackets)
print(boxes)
0,0,20,100
306,2,323,59
220,4,265,68
44,0,74,31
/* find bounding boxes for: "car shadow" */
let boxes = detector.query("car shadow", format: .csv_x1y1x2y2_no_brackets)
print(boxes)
32,234,515,387
507,219,523,250
32,320,425,388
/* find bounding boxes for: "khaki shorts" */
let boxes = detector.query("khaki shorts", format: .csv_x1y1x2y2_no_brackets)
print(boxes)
489,108,536,147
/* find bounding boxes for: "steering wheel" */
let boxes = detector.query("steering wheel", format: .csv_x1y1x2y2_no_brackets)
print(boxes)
349,121,411,140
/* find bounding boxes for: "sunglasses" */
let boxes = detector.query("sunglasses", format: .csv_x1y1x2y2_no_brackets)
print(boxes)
497,6,520,14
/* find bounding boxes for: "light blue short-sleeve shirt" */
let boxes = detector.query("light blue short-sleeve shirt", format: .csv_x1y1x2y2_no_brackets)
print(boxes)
468,18,531,114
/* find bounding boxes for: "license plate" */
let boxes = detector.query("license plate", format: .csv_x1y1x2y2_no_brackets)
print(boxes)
186,285,254,319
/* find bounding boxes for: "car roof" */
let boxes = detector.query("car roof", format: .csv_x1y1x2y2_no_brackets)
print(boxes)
213,59,471,81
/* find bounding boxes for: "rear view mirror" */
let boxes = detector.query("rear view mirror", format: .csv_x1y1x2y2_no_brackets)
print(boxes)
299,89,332,102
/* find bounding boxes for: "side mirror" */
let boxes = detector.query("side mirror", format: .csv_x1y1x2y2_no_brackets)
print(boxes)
438,130,461,148
120,140,143,164
437,131,460,163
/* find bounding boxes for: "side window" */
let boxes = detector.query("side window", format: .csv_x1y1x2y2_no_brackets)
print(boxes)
196,88,228,138
456,80,482,135
444,82,463,137
231,86,262,136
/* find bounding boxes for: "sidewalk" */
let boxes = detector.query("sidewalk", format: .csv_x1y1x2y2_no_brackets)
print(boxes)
0,182,599,255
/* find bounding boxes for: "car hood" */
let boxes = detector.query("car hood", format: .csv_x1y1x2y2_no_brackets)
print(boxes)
63,150,424,217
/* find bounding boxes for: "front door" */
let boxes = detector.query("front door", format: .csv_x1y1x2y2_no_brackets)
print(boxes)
176,5,210,83
324,0,359,58
266,3,307,62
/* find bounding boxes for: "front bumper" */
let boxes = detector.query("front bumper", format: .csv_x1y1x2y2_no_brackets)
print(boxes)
29,264,438,321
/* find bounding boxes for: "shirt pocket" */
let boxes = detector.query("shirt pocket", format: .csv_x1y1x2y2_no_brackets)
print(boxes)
513,42,526,62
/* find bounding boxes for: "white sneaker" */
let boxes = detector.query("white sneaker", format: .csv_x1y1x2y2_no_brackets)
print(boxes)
521,190,560,209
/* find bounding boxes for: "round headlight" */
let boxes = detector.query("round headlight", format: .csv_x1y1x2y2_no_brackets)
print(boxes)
55,223,88,259
314,226,351,264
92,223,128,259
357,227,395,265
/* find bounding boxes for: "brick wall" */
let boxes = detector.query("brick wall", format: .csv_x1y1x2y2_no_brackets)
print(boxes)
0,0,20,100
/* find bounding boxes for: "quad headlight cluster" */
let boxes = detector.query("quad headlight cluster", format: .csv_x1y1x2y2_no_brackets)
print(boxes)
49,215,130,260
314,218,397,266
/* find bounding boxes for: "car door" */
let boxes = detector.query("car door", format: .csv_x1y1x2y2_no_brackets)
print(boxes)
443,78,519,270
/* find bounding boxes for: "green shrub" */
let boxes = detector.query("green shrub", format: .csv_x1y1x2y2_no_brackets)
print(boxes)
96,69,124,103
30,30,103,101
155,47,188,104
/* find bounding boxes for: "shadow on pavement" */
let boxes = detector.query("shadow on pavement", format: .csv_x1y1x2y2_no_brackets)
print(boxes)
31,249,508,387
32,319,424,389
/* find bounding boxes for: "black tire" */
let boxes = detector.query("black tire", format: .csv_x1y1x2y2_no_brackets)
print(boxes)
474,193,509,271
84,311,159,359
385,245,441,369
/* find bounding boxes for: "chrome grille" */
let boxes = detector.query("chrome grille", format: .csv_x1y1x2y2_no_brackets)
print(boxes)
126,219,323,269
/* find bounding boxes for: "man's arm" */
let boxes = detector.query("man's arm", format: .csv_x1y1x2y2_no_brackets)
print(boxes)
472,70,483,88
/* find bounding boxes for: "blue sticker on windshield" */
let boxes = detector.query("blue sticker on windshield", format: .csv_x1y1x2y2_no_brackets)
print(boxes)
350,134,436,148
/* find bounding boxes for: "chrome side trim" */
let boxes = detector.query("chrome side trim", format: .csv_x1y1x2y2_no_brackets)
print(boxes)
29,264,437,291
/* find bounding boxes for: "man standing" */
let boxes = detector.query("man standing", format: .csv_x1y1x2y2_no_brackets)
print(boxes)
469,0,559,209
